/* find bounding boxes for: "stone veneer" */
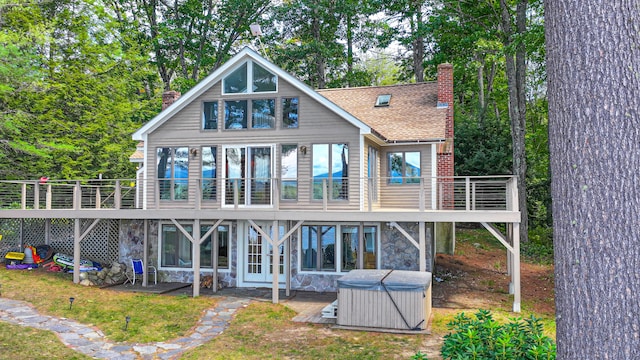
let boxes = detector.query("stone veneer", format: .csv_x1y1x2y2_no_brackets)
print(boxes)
118,221,435,293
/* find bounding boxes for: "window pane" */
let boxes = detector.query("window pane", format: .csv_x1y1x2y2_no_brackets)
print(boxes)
389,152,403,184
200,230,212,268
341,226,358,271
161,225,178,267
405,152,421,184
224,100,247,129
363,226,377,269
281,145,297,200
320,226,336,271
331,144,348,200
252,63,277,92
173,147,189,200
218,225,229,269
368,147,378,201
157,148,172,200
223,63,247,93
301,226,317,270
312,144,329,199
225,148,246,205
203,102,218,130
250,147,271,205
162,224,192,268
282,97,299,128
202,147,216,200
252,99,275,129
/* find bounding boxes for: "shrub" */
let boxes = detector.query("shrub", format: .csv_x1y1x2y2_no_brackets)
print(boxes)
441,309,556,360
522,227,554,264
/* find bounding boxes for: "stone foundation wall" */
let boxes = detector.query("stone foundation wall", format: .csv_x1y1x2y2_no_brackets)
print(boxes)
78,261,127,286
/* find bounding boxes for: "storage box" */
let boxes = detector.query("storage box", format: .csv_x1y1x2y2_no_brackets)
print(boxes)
337,269,432,330
4,252,25,264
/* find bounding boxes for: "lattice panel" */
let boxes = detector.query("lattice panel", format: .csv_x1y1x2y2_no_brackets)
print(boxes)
22,219,46,246
81,219,119,264
0,219,22,259
49,218,74,255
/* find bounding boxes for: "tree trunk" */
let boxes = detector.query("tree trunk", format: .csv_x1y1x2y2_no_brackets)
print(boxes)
500,0,528,243
546,0,640,358
412,0,424,83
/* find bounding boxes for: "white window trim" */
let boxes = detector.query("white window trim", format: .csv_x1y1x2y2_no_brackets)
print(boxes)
221,144,276,208
157,221,232,273
297,223,380,274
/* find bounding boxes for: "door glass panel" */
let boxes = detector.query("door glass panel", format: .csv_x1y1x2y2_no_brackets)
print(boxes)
321,226,336,271
173,147,189,200
364,226,377,269
341,226,358,271
250,147,271,205
281,145,298,200
202,147,216,200
247,226,262,274
225,148,246,205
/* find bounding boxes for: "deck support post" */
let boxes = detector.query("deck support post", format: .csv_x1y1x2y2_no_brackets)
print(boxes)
419,221,426,272
192,219,201,297
143,219,149,286
512,222,521,312
73,219,81,284
272,220,280,304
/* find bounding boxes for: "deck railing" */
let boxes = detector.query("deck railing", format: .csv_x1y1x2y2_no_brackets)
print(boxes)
0,176,517,212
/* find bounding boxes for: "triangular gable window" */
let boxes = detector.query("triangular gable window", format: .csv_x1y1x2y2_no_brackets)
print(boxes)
223,61,277,94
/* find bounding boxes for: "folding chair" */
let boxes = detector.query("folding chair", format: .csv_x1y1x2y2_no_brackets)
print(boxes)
126,258,157,285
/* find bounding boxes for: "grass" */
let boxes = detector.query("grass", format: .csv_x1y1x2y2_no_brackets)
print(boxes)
181,301,428,360
0,228,555,359
0,267,215,343
0,322,93,360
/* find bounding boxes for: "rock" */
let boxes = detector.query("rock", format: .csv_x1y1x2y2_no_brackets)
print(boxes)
97,270,107,280
80,279,94,286
79,272,88,281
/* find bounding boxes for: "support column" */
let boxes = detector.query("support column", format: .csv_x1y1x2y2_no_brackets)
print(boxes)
143,219,149,287
73,219,81,284
419,221,426,272
272,220,280,304
193,219,201,297
285,234,291,297
512,222,521,313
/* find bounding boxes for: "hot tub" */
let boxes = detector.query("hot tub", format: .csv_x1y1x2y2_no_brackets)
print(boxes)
336,269,432,330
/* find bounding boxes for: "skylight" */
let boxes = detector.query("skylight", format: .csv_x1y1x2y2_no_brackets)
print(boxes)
375,94,391,107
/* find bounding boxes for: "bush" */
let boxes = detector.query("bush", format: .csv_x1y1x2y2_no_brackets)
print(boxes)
522,227,554,264
441,309,556,360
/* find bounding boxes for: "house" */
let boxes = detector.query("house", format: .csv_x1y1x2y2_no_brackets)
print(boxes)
0,47,522,312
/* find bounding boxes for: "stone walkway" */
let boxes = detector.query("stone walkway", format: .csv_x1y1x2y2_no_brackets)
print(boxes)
0,296,251,360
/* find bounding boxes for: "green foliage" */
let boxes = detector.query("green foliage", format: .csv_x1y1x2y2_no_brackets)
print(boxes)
523,227,554,264
441,310,556,360
454,112,512,176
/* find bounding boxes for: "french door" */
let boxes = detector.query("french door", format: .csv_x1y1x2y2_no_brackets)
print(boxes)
244,222,286,283
224,145,273,206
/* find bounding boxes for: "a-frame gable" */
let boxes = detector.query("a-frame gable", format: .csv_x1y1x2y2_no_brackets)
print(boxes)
132,47,371,141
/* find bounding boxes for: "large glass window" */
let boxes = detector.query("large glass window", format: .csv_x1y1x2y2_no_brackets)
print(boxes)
161,224,193,268
161,224,229,269
224,146,272,206
341,226,377,271
388,151,421,184
223,63,247,93
281,145,298,200
252,63,277,92
224,100,247,129
202,147,216,200
200,225,230,269
368,147,378,201
251,99,275,129
282,97,299,128
301,225,336,271
312,144,348,200
157,147,188,200
203,102,218,130
223,61,277,94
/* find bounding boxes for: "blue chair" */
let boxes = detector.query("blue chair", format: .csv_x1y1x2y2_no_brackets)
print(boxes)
127,259,157,285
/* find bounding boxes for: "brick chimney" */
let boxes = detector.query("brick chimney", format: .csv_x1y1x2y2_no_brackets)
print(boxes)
437,63,454,209
162,90,181,110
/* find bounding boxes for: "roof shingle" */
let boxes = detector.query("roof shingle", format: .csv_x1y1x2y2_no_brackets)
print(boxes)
318,82,447,142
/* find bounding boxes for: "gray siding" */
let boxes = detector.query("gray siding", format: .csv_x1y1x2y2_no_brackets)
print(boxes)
144,77,361,210
379,144,433,209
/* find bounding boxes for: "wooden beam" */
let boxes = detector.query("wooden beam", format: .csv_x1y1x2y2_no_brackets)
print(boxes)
481,222,514,254
389,222,419,249
248,219,273,245
73,219,81,284
192,219,201,297
171,219,195,243
143,219,148,287
512,222,521,313
419,221,426,272
272,220,280,304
